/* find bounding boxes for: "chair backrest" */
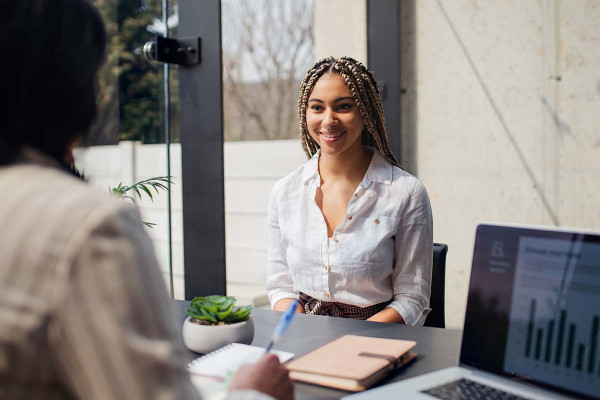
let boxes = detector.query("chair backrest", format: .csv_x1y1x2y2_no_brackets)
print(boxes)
424,243,448,328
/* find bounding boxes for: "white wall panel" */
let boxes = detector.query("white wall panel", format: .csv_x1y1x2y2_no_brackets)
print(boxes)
75,140,304,304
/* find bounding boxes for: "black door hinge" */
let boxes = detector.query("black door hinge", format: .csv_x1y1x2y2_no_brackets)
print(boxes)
144,36,201,65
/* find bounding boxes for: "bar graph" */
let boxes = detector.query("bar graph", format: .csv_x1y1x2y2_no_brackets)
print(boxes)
503,235,600,398
522,300,599,375
589,316,599,374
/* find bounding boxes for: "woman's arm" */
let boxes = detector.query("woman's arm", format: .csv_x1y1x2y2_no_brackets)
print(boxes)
367,307,405,323
273,298,305,313
387,180,434,325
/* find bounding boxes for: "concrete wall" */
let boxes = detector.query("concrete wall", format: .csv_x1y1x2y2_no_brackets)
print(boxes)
313,0,600,328
313,0,367,62
411,0,600,328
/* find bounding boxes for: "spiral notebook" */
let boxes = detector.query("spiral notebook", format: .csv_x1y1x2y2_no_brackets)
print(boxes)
187,343,294,381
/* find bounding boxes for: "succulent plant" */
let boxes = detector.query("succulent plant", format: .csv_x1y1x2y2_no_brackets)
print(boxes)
186,295,253,325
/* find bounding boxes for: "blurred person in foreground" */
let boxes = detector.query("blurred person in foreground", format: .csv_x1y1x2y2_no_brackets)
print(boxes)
0,1,293,399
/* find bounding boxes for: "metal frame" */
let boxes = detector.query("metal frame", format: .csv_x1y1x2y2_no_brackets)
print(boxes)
179,0,226,299
367,0,402,163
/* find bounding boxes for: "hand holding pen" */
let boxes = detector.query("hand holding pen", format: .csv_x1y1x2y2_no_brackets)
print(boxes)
265,299,299,353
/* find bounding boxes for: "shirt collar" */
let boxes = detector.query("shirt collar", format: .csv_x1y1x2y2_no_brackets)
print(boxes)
301,150,320,183
363,148,393,186
300,147,393,186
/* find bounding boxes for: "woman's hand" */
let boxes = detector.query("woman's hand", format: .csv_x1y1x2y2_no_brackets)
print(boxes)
229,353,295,400
273,298,305,313
366,307,405,323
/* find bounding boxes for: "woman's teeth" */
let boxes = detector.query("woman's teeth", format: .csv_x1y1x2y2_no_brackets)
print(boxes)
322,131,343,138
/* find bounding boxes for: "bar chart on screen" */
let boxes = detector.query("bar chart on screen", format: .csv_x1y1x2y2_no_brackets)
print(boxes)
504,235,600,398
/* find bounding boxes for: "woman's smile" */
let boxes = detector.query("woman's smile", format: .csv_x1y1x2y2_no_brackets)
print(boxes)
306,73,364,155
319,129,346,142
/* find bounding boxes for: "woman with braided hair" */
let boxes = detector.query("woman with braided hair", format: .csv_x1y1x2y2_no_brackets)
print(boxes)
266,56,433,324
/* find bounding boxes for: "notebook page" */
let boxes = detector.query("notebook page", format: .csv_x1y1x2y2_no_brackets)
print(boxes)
188,343,294,380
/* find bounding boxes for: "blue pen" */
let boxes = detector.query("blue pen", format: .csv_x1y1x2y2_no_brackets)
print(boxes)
265,299,299,353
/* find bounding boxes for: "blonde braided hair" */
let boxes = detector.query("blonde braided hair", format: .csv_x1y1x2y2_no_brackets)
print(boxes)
297,56,402,168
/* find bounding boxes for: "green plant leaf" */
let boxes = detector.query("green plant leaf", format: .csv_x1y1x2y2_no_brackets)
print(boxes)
216,308,233,320
220,298,235,312
139,184,153,199
188,295,251,324
199,307,218,323
109,176,173,203
185,308,203,319
132,185,141,200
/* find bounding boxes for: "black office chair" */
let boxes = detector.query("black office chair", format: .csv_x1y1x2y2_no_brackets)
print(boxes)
424,243,448,329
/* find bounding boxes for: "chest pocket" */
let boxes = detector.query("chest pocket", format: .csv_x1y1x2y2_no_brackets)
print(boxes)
342,215,399,265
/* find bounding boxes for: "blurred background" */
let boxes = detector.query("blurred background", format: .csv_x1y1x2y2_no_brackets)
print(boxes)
74,0,600,329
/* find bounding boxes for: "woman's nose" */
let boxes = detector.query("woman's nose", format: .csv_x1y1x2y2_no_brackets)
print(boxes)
323,109,337,127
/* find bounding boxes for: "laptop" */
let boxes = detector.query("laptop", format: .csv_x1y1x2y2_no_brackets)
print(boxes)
344,222,600,400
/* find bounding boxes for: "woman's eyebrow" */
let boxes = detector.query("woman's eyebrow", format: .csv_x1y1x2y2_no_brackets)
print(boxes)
308,96,354,103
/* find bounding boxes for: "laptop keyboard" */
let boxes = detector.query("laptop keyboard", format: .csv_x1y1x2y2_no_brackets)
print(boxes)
422,378,531,400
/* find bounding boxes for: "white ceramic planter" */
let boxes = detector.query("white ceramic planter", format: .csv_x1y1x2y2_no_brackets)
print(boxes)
182,316,254,354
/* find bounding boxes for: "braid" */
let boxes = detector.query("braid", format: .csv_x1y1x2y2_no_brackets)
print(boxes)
297,56,402,169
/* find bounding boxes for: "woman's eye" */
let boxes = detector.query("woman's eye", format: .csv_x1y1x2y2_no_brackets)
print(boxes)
310,105,322,111
338,103,353,110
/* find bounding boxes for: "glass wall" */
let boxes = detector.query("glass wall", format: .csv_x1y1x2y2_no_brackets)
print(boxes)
75,0,184,298
221,0,314,306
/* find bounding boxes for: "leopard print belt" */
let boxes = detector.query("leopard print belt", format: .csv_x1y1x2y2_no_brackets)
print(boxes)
298,292,391,320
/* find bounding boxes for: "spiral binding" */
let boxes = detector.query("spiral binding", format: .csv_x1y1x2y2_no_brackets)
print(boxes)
187,343,236,369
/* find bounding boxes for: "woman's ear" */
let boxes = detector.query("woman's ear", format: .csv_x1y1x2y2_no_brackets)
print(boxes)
63,137,81,165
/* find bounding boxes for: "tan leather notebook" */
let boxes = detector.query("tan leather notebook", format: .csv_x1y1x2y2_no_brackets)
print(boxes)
286,335,417,392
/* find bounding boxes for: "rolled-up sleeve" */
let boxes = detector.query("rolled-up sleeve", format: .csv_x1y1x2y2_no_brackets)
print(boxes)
266,182,298,307
386,180,433,326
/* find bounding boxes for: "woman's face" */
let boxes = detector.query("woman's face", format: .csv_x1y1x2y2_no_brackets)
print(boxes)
306,73,364,157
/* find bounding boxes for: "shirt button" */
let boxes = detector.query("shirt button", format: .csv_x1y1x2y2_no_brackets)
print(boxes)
332,237,338,243
354,193,358,198
324,292,330,298
375,218,380,224
348,216,352,220
323,265,328,271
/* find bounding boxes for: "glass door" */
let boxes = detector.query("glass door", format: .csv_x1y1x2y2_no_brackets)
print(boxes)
75,0,182,298
221,0,315,306
76,0,316,303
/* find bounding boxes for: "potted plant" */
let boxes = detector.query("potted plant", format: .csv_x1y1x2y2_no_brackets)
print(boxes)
183,295,254,354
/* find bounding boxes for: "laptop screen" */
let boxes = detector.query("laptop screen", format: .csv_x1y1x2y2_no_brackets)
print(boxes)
460,223,600,399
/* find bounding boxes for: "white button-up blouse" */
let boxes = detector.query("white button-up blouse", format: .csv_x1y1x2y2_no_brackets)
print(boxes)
266,148,433,325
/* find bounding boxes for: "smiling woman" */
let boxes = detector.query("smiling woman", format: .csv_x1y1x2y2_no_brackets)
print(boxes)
306,73,365,157
266,56,434,325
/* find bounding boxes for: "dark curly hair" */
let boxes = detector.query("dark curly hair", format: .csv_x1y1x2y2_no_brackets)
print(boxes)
0,0,106,165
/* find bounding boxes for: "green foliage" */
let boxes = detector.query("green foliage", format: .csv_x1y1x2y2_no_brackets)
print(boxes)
109,176,172,228
92,0,177,144
186,295,253,325
110,176,170,201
